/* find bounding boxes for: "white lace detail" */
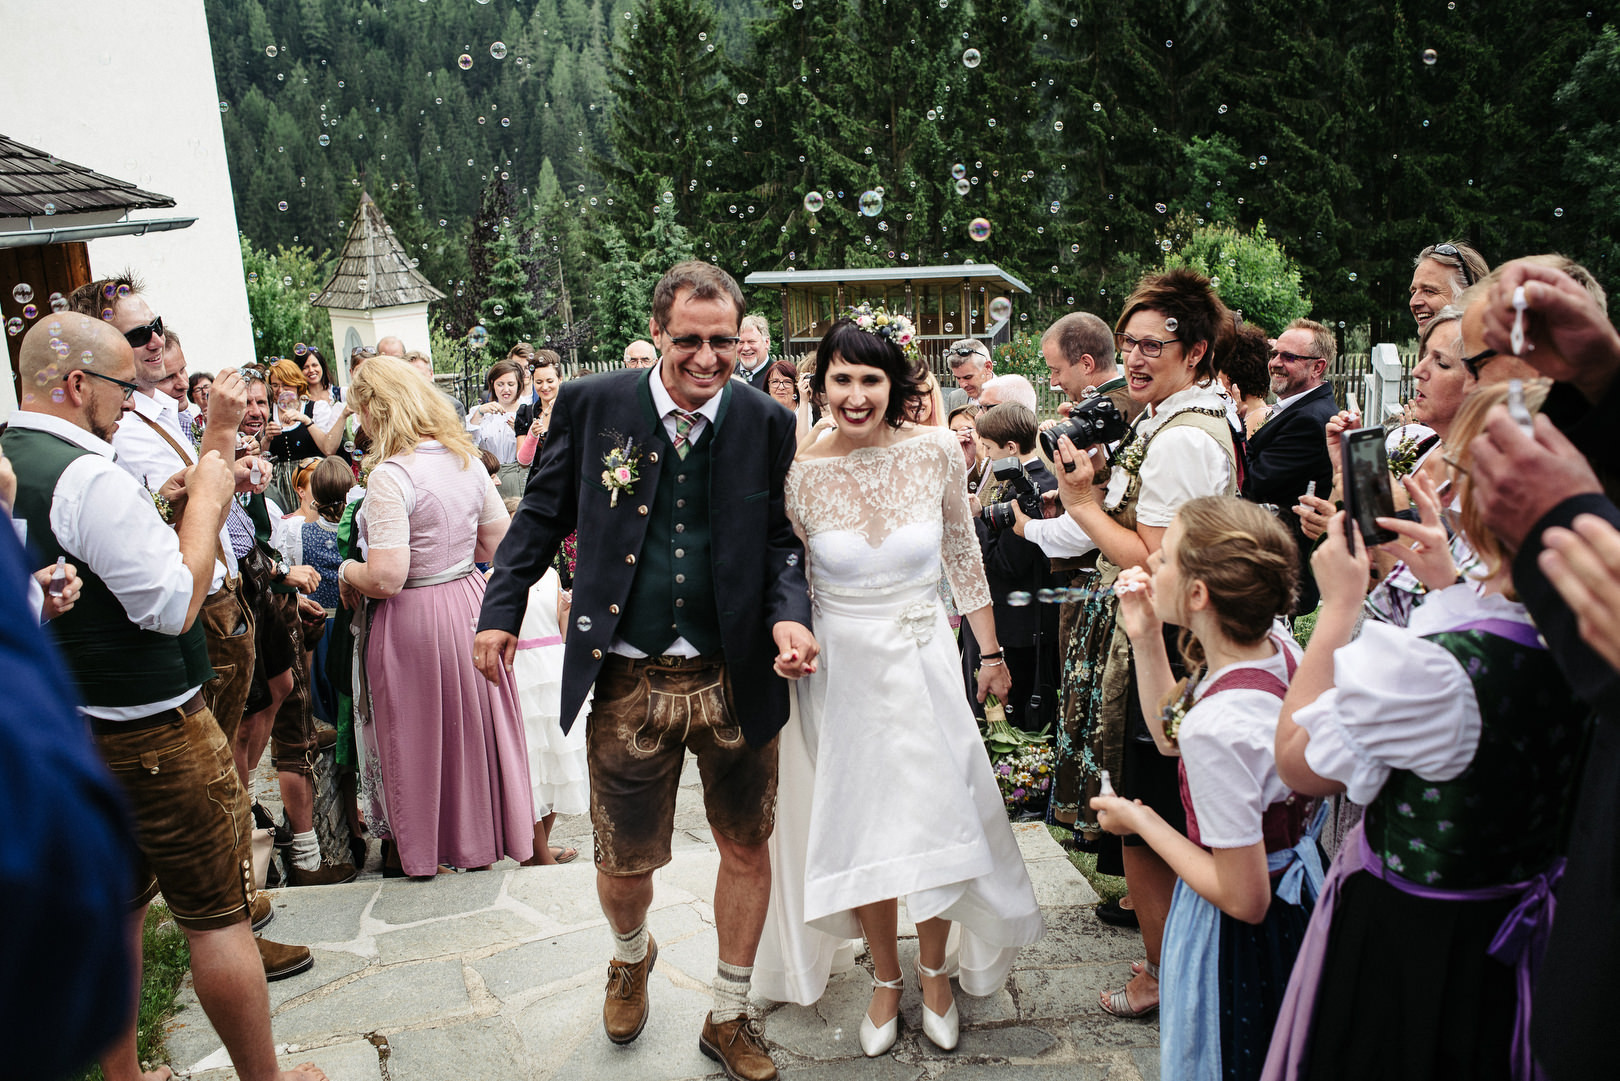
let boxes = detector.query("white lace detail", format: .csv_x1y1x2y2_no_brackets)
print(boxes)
786,427,992,613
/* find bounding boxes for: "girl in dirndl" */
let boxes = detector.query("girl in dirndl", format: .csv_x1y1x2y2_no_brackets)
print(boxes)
1093,496,1323,1081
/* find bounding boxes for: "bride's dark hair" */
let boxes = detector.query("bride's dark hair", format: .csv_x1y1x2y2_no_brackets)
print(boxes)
810,318,925,429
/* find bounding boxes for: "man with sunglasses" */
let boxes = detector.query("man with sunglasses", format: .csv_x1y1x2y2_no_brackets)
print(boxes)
1242,318,1338,612
1,314,328,1081
477,260,816,1081
67,272,167,385
947,338,994,408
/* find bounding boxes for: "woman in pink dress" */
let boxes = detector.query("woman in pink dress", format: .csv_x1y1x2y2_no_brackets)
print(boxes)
337,355,534,877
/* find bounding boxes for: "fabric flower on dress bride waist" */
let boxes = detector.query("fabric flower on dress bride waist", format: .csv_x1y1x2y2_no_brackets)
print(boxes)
895,599,938,645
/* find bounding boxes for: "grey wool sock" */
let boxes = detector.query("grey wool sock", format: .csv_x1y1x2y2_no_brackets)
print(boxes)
712,960,752,1023
612,922,649,964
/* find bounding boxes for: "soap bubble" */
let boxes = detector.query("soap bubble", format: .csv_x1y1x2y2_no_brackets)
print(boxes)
12,283,33,305
43,203,55,215
219,101,229,113
793,0,804,8
1037,588,1058,604
277,200,288,211
1154,202,1167,213
1054,120,1064,131
293,342,308,356
489,40,507,59
951,163,967,179
859,190,884,217
988,296,1012,322
954,179,970,195
468,324,489,348
1422,48,1437,65
49,292,68,313
265,45,278,57
1160,239,1173,252
1163,317,1179,333
1554,207,1565,218
736,92,749,105
458,53,474,70
1348,272,1358,282
493,304,505,316
1007,591,1032,607
1049,201,1061,213
5,317,22,336
1093,101,1102,111
21,304,37,319
319,134,331,146
968,217,992,242
1219,103,1228,114
962,48,981,68
802,191,824,213
661,191,674,204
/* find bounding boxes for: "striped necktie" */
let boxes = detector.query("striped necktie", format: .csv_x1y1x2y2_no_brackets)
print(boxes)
672,409,700,459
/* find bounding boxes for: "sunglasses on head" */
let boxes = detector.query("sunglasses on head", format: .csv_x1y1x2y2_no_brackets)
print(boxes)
122,315,163,348
1431,243,1475,288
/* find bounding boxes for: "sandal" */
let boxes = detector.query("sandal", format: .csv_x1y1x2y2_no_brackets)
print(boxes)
1096,896,1139,928
1099,961,1159,1018
552,845,579,864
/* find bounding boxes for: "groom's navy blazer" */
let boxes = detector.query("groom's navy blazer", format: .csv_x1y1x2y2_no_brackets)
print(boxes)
479,366,812,747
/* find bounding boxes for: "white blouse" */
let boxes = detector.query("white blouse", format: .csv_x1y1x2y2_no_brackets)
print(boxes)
1291,587,1530,804
1104,382,1234,527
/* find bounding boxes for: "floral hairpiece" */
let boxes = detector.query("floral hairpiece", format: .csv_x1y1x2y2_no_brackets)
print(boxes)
843,303,919,362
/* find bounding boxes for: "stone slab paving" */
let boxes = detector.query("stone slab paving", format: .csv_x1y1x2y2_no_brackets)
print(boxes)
170,759,1158,1079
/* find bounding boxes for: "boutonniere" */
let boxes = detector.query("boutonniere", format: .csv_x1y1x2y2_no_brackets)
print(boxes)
1116,432,1146,477
1159,677,1197,745
600,433,642,507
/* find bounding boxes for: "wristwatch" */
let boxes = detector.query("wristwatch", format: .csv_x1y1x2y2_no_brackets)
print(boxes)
274,560,290,580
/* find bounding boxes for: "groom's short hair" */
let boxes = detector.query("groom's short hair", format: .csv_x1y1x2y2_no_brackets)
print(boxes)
651,261,745,330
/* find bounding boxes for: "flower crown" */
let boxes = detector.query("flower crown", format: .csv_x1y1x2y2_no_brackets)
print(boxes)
843,303,919,362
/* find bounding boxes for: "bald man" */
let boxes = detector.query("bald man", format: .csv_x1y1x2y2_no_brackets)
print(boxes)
375,335,406,358
623,339,658,368
1,314,326,1081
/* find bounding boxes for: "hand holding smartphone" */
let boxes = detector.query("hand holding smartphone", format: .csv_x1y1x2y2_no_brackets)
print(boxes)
1340,426,1398,545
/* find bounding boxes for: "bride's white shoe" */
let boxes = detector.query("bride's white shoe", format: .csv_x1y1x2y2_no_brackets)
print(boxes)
916,959,959,1051
858,973,904,1057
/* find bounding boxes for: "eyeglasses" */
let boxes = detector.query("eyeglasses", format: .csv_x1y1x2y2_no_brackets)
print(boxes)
1461,347,1497,377
1269,349,1323,365
1430,243,1476,288
1115,332,1182,359
948,346,990,361
660,329,740,356
767,378,797,389
72,369,139,400
122,315,163,348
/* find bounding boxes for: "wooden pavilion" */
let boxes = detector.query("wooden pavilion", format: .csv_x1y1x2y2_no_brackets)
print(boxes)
743,263,1032,372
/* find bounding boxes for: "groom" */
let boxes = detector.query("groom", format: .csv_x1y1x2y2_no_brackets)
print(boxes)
475,261,816,1081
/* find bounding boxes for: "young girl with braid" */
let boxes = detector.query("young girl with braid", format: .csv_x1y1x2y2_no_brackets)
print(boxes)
1092,496,1322,1081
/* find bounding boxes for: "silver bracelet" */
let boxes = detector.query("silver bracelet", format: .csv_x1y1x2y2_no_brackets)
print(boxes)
979,658,1006,668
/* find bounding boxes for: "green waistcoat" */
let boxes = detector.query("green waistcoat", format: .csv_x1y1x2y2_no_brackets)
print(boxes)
616,417,722,657
2,425,213,708
1364,627,1588,889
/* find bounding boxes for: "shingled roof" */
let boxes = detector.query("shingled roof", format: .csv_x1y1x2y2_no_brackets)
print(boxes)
0,134,177,219
312,192,445,310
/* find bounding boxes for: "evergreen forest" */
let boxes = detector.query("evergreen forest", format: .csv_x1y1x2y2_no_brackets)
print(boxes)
207,0,1619,362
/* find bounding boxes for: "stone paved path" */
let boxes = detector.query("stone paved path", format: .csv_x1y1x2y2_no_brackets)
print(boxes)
173,760,1159,1079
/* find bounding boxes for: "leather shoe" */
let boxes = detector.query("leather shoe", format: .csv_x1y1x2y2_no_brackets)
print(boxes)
699,1013,778,1081
256,936,313,981
916,959,959,1051
858,973,904,1057
314,727,338,752
250,892,275,932
603,935,656,1044
284,858,358,887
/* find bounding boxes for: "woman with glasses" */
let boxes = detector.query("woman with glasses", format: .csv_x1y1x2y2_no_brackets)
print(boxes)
1409,241,1489,332
1046,269,1242,1020
764,359,800,411
467,358,528,500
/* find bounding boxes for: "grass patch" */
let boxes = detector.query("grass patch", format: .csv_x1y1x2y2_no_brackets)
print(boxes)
1047,824,1129,905
74,903,191,1081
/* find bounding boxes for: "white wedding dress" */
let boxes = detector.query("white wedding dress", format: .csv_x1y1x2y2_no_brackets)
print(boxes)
754,427,1043,1005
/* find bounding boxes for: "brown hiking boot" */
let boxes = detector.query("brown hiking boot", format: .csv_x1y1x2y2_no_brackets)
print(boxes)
249,891,275,932
256,936,313,981
602,935,657,1044
284,858,357,887
699,1013,778,1081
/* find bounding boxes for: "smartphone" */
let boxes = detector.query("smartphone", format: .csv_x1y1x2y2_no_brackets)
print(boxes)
1341,426,1398,545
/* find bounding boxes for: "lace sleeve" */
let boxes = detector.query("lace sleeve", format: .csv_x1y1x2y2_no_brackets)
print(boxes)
363,463,414,551
936,431,992,613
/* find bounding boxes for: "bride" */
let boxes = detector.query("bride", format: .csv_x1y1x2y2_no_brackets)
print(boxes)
756,307,1044,1055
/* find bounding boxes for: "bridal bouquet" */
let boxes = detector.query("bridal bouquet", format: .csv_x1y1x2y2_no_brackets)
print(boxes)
993,745,1056,818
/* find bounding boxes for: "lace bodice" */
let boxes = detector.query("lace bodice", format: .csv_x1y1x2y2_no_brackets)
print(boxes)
785,426,992,610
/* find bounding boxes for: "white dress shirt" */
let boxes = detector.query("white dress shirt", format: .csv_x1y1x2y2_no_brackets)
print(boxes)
7,411,203,720
111,389,232,589
607,364,728,659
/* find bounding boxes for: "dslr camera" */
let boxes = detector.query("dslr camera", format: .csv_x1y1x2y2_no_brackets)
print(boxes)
980,457,1044,532
1038,393,1130,461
